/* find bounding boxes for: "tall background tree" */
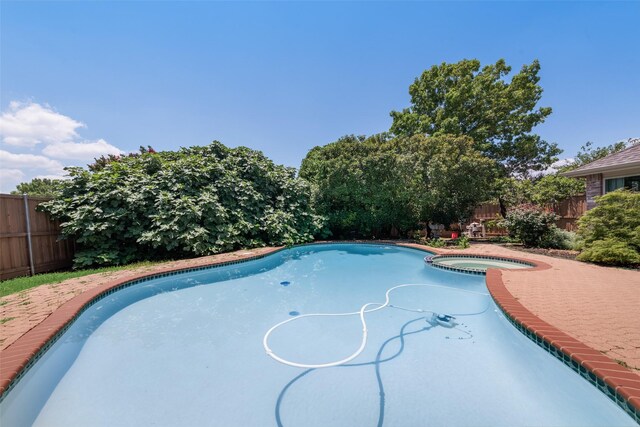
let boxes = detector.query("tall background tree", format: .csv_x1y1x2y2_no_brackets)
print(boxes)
11,178,66,197
300,134,496,238
390,59,560,178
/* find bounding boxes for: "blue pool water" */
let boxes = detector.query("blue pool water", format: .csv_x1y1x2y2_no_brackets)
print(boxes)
0,244,634,426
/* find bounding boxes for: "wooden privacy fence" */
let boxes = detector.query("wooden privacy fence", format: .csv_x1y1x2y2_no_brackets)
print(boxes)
469,194,587,233
0,194,74,281
554,195,587,232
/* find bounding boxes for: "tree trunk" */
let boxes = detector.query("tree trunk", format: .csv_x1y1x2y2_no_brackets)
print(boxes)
498,196,508,218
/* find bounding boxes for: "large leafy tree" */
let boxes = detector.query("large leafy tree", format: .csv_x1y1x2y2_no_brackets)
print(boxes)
41,141,326,267
414,135,498,225
300,134,416,237
300,134,496,237
390,59,560,177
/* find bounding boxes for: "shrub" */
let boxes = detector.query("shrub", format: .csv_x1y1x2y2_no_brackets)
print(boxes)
411,230,423,242
502,204,558,247
456,235,470,249
577,190,640,245
576,190,640,265
426,238,446,248
577,239,640,266
40,141,327,268
487,235,521,244
539,228,579,250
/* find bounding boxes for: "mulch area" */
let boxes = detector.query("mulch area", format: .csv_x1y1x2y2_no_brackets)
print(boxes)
431,241,580,261
495,244,580,261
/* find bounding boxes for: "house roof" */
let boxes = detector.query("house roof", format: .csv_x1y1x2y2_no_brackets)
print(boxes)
563,143,640,177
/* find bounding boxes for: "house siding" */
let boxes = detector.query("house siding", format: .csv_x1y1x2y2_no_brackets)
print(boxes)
586,173,603,210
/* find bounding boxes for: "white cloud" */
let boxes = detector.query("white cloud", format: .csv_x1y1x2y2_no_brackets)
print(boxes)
0,169,26,193
533,158,575,177
42,139,124,160
0,149,66,193
0,101,85,147
0,168,25,182
0,101,126,193
0,149,65,172
550,158,574,170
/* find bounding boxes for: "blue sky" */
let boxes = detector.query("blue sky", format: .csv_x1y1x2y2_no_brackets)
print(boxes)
1,1,639,192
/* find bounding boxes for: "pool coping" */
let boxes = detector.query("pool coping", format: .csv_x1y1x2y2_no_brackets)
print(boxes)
1,241,639,423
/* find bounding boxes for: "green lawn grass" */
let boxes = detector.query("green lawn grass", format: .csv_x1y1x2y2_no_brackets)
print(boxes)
0,261,165,298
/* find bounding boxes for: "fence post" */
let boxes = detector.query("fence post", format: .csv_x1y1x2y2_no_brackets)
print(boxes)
23,194,36,276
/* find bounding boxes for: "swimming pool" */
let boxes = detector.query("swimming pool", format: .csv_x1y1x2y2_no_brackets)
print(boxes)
0,244,635,426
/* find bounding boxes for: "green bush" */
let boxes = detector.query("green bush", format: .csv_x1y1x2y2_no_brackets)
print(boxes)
539,228,579,250
502,204,558,247
426,238,446,248
456,235,470,249
411,230,423,242
487,235,521,244
576,190,640,265
577,239,640,265
40,142,327,267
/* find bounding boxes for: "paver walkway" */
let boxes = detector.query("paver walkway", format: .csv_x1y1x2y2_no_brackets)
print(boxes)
1,243,639,371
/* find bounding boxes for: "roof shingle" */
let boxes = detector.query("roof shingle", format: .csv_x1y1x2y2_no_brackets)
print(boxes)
563,143,640,177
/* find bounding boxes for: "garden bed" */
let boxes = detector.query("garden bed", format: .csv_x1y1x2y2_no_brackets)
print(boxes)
503,245,580,261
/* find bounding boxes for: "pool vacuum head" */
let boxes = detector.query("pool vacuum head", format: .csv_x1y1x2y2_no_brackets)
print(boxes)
429,313,457,328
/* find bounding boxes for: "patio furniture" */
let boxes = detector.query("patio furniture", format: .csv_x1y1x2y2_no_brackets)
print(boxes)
466,222,482,237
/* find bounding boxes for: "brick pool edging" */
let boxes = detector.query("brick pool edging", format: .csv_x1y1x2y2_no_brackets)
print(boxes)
1,241,639,422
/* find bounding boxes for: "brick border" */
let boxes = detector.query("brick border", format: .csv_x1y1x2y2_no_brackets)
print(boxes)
1,241,639,422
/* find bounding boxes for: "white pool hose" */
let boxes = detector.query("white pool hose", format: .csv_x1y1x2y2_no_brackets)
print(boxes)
263,283,489,369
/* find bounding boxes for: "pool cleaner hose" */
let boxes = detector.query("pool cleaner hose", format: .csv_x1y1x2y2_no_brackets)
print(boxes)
263,283,488,369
